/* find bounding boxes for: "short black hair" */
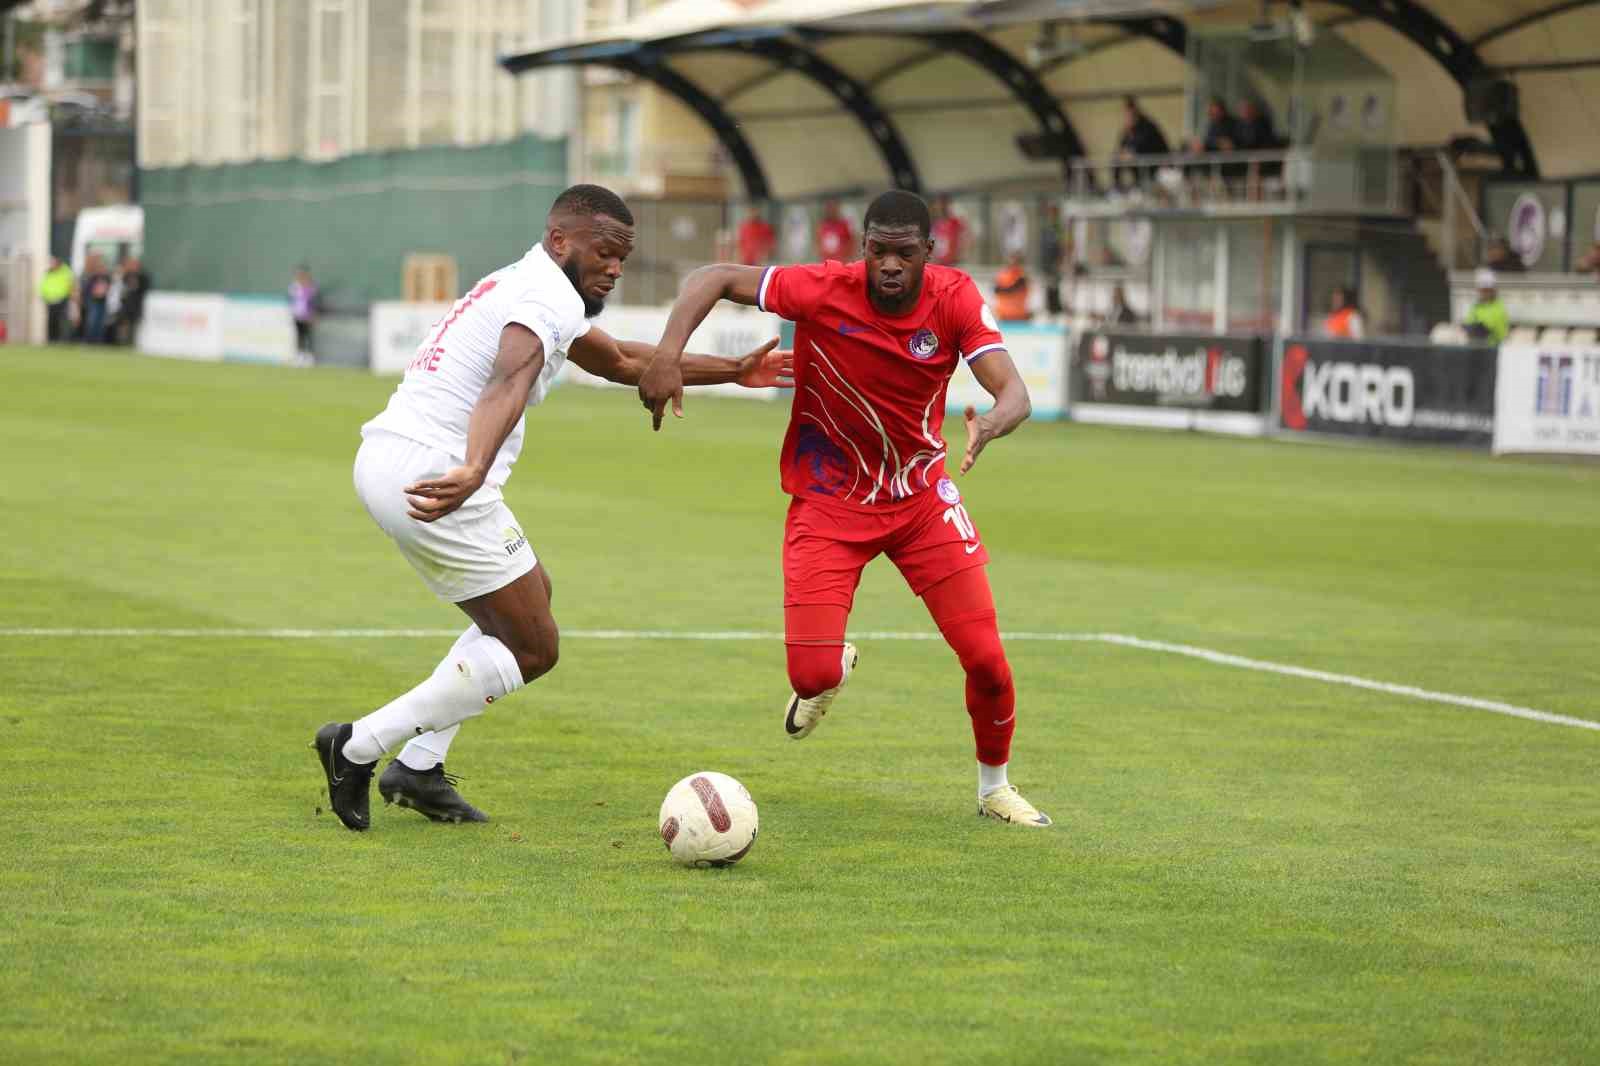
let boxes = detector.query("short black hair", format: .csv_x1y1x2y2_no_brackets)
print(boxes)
550,183,634,226
862,190,931,240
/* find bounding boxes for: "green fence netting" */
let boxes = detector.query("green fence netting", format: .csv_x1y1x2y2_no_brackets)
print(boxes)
140,135,568,308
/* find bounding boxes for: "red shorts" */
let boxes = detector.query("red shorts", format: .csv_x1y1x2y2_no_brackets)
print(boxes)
782,485,990,610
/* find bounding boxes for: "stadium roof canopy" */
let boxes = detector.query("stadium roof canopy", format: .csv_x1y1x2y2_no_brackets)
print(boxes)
501,0,1600,199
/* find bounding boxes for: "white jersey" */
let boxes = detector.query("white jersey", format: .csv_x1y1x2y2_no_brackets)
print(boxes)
363,243,591,499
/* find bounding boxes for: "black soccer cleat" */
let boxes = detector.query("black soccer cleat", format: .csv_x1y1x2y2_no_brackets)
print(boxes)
312,721,377,831
378,761,489,824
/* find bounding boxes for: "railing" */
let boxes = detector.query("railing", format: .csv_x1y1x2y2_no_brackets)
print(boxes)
1059,147,1400,216
1435,150,1488,274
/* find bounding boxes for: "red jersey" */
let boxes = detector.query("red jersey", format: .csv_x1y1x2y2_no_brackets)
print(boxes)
737,217,776,266
757,260,1007,510
931,215,966,266
816,218,854,260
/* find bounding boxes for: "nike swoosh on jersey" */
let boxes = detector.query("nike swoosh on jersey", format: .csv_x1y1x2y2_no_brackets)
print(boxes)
965,542,981,554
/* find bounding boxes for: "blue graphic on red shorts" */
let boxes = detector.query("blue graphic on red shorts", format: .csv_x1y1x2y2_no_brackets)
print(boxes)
794,423,854,498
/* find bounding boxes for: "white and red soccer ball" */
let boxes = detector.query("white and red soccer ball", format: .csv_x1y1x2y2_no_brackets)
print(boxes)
658,772,758,867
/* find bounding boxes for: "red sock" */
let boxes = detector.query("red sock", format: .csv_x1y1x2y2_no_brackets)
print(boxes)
922,568,1015,766
784,604,849,698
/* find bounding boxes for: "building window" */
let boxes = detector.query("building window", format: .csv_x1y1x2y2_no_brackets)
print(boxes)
64,37,117,82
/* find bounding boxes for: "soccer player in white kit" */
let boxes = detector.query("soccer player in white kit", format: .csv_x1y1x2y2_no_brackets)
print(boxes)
313,185,792,830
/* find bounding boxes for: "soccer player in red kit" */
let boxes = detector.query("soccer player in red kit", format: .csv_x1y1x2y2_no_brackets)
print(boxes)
639,190,1050,826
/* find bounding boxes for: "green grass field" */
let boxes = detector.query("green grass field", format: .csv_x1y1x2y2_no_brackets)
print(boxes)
2,345,1597,1065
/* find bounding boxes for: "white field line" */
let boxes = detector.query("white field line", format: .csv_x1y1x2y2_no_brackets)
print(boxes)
1,627,1593,733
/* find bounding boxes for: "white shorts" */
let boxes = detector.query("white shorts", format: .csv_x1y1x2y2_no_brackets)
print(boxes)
354,430,537,603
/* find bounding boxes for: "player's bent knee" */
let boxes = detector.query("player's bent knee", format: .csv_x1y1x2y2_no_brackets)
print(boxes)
512,636,559,684
786,646,843,699
964,650,1012,695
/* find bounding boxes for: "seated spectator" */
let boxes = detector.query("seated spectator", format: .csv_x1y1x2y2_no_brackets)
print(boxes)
1575,241,1600,280
993,254,1031,322
736,206,776,266
1463,268,1510,343
1185,98,1240,195
1483,236,1526,274
1104,283,1140,326
1233,98,1284,195
1190,97,1239,154
1113,96,1170,191
1232,98,1281,152
1321,286,1365,339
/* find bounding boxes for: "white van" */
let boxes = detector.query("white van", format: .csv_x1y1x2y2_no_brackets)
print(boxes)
71,204,143,274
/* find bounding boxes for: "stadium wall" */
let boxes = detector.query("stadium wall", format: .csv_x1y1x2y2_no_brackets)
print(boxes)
138,135,568,310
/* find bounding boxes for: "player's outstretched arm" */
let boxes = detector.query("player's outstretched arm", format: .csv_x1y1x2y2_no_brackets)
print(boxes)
960,349,1031,475
570,325,792,396
404,323,544,523
638,264,768,430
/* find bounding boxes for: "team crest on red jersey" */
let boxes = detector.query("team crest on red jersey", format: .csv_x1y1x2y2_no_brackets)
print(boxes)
936,477,961,505
908,328,939,360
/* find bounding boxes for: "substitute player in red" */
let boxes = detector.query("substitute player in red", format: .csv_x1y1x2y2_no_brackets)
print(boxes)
639,190,1049,827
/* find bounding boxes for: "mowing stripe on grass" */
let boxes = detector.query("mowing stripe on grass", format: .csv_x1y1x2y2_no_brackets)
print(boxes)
3,627,1594,733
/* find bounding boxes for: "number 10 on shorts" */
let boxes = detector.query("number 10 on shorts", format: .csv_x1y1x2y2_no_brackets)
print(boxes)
942,503,978,549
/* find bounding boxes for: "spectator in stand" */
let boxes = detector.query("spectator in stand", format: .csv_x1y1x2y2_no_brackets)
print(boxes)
1321,285,1365,339
993,253,1031,322
815,200,855,261
1483,235,1526,274
1463,268,1510,343
1104,283,1140,326
736,206,776,266
1233,98,1283,196
1575,241,1600,280
1184,98,1240,195
113,256,150,345
79,253,112,343
39,257,74,343
1113,96,1170,191
736,205,776,266
289,265,319,365
1233,98,1279,151
1038,201,1067,317
1192,97,1240,154
930,195,967,267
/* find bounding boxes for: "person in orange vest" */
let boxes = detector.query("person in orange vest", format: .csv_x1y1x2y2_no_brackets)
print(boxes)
992,253,1031,322
1321,285,1365,339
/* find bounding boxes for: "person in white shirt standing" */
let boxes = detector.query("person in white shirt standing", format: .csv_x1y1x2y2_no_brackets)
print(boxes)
314,184,792,830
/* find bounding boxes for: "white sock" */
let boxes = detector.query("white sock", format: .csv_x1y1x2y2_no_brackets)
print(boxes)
396,626,479,770
978,761,1010,798
397,723,458,771
343,633,522,764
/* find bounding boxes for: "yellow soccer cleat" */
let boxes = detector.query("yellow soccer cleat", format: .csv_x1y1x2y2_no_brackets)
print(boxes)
782,643,858,740
977,785,1053,827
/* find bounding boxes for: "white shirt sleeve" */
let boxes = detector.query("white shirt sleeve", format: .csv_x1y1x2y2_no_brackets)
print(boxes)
506,295,586,358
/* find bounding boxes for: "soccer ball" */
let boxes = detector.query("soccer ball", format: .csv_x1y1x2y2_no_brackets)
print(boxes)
658,772,758,867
